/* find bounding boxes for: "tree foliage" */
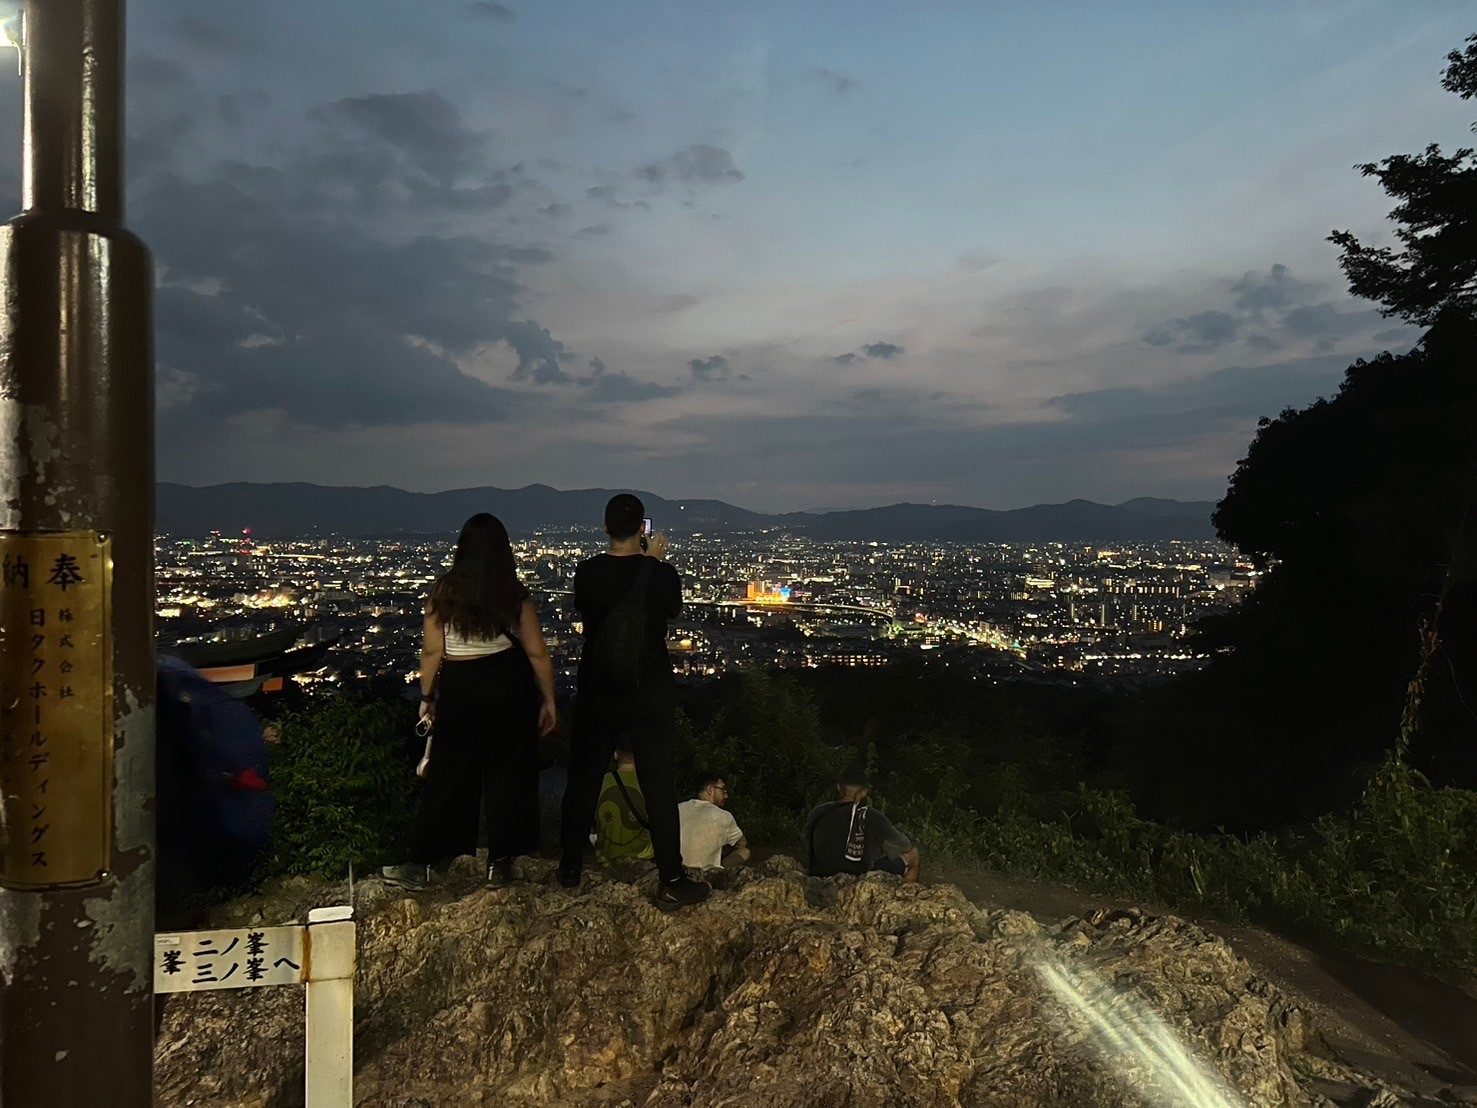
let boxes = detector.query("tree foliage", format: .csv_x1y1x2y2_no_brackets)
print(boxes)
1200,34,1477,811
267,693,420,877
1328,35,1477,326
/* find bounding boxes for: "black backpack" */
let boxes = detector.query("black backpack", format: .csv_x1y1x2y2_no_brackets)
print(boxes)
589,558,656,694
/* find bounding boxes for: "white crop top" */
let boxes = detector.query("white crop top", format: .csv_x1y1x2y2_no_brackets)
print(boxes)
442,621,514,659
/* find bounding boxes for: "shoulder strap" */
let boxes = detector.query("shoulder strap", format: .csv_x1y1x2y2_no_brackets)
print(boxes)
612,769,650,830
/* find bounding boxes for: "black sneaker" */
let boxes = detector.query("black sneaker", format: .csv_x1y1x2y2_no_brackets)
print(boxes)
654,876,711,912
486,857,513,887
557,863,582,889
381,863,430,891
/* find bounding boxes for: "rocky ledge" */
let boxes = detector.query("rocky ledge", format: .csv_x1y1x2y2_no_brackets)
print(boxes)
155,856,1411,1107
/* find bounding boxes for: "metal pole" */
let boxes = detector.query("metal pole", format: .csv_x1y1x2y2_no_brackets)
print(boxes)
0,0,155,1104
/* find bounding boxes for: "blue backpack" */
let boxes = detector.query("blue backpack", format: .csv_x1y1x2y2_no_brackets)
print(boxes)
156,654,275,894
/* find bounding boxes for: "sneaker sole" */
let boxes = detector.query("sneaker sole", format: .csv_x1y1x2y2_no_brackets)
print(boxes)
383,879,427,891
654,896,708,912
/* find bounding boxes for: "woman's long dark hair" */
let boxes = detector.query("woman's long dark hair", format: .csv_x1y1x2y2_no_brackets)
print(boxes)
429,514,527,639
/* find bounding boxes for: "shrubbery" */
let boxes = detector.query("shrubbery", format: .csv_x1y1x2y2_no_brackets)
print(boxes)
891,744,1477,974
681,668,1477,977
264,669,1477,976
265,693,419,879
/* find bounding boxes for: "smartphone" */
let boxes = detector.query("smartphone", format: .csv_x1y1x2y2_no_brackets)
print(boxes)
642,518,653,536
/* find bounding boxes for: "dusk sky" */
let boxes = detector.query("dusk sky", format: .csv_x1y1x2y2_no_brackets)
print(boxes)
3,1,1471,512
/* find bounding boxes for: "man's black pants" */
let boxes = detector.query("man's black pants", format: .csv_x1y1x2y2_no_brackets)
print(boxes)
561,683,683,882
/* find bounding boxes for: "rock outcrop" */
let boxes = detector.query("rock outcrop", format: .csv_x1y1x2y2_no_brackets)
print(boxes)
155,857,1407,1107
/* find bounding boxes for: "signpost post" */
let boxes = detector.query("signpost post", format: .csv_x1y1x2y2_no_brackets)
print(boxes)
0,1,156,1102
154,906,357,1105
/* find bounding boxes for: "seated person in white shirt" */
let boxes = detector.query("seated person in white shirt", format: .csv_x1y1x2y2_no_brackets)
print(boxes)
678,771,750,871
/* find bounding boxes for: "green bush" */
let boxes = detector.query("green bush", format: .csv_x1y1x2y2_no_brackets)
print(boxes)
888,752,1477,974
267,693,419,878
258,669,1477,976
675,670,844,848
677,670,1477,974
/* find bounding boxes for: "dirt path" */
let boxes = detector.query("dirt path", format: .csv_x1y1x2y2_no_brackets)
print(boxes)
932,865,1477,1103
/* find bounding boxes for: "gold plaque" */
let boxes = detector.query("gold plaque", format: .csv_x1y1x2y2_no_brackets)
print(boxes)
0,532,113,888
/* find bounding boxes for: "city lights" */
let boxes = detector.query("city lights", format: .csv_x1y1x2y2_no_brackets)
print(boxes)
155,529,1248,691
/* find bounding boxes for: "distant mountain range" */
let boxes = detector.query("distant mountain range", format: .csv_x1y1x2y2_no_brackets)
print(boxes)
155,483,1218,542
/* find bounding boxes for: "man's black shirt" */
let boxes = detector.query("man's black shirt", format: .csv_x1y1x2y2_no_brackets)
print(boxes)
574,553,682,691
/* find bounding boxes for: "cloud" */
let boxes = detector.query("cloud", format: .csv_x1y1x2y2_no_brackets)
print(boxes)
1230,262,1318,313
576,223,614,238
818,68,858,94
501,321,575,384
172,16,237,54
688,354,731,382
832,342,905,364
582,371,683,403
1372,325,1420,350
585,184,651,211
1143,309,1240,351
636,144,745,187
1142,263,1380,354
955,249,999,274
569,356,682,403
1279,302,1368,340
309,91,484,190
659,352,1356,507
1048,354,1351,424
132,68,585,429
467,1,515,19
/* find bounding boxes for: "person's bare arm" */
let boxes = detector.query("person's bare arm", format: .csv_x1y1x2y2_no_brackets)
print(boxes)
519,599,558,736
722,837,751,869
420,606,444,721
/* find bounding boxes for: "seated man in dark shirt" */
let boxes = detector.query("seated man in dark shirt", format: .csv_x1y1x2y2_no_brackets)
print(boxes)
801,765,921,883
559,493,711,911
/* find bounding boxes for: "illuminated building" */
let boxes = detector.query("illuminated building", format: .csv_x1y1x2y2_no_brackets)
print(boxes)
746,581,792,604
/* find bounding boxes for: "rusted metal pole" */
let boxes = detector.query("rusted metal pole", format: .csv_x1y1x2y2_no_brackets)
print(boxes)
0,0,156,1104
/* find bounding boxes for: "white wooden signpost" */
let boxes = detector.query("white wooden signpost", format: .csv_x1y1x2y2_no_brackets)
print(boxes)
154,905,355,1105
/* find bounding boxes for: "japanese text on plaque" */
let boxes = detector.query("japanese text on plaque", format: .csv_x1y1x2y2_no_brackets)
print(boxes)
0,533,113,888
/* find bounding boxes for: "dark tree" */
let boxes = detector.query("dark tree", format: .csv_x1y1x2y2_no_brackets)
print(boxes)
1175,36,1477,828
1328,35,1477,326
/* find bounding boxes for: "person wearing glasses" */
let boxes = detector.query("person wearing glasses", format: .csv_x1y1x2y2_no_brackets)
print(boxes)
678,770,750,871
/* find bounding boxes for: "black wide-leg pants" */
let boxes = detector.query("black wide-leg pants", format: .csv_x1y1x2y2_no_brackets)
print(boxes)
412,650,538,865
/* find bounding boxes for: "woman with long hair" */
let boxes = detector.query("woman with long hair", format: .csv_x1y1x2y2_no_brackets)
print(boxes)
382,513,557,888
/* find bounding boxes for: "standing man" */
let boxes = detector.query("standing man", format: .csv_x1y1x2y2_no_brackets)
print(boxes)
679,771,751,870
802,765,921,883
560,494,711,910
